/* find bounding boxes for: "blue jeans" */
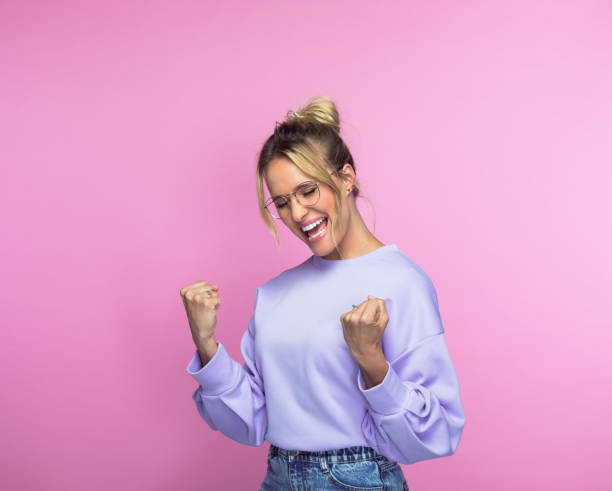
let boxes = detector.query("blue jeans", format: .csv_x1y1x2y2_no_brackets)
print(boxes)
259,444,409,490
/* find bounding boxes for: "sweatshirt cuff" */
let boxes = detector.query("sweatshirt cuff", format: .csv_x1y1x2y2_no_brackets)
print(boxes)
185,342,238,396
357,361,412,415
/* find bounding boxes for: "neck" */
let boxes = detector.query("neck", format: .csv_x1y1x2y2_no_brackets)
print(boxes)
322,202,383,260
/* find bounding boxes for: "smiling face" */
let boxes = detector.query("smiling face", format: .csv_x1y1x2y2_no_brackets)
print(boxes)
264,157,353,256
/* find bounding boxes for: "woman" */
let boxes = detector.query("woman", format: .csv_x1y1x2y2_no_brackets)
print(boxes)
181,96,465,490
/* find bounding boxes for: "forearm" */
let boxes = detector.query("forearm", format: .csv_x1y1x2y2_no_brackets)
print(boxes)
358,334,466,464
195,336,219,366
186,320,269,447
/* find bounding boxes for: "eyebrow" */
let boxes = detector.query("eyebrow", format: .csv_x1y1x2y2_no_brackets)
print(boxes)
270,180,315,200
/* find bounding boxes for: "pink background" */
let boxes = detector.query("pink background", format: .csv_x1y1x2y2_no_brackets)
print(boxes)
2,1,611,490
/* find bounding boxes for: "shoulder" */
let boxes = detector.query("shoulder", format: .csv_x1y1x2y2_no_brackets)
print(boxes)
382,246,438,301
379,248,445,352
382,246,443,331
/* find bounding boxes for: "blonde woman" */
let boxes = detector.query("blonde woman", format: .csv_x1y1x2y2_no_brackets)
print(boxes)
181,96,465,490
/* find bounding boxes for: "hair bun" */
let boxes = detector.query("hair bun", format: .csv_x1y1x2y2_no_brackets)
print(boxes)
286,96,341,134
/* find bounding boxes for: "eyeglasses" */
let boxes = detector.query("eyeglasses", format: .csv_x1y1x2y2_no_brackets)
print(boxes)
264,181,322,219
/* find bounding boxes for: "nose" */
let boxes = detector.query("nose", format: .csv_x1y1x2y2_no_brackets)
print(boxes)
289,195,309,223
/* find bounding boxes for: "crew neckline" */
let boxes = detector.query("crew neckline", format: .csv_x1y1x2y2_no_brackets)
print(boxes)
311,243,398,270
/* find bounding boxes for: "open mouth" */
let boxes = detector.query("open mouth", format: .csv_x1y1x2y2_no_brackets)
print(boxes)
301,217,328,242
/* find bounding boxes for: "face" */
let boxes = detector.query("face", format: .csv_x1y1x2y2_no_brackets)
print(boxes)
264,157,353,256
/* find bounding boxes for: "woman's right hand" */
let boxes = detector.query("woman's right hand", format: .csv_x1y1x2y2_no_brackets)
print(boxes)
180,281,221,344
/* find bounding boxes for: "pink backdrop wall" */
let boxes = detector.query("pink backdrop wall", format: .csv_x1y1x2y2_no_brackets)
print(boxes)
2,1,611,490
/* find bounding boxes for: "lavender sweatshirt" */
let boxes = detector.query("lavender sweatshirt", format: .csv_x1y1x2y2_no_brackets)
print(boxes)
185,244,465,464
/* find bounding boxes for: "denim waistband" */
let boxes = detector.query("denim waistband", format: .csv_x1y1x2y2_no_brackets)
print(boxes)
269,444,386,463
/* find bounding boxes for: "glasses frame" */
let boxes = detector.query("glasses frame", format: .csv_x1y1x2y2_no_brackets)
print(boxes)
264,170,342,220
264,181,322,219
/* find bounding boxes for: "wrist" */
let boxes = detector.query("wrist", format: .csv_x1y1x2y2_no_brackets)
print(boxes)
352,346,385,367
194,333,216,346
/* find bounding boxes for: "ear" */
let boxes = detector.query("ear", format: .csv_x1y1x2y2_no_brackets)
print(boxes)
337,163,356,187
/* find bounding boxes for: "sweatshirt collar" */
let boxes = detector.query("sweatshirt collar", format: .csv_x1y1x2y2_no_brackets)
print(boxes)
311,243,398,270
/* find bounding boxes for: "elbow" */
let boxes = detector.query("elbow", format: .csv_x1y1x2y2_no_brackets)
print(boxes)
439,413,465,458
412,414,465,463
229,416,268,447
437,399,466,458
243,421,267,447
449,414,465,455
246,434,266,447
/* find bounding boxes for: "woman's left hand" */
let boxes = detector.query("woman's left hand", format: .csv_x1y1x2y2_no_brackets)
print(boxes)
340,295,389,362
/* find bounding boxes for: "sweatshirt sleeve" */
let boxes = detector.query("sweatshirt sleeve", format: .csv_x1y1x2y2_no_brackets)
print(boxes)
185,288,267,446
357,276,465,464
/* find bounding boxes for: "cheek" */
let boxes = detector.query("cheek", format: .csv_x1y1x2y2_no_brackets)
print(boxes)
318,193,336,214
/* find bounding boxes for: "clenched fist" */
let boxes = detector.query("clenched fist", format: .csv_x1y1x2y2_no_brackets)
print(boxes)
340,294,389,363
180,280,221,345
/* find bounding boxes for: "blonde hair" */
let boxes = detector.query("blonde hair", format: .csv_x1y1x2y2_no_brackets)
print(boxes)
255,96,375,257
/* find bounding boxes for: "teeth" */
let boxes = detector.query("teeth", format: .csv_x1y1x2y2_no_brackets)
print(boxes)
301,218,325,232
309,224,327,239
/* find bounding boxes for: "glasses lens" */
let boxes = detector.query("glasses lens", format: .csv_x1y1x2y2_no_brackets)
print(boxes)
265,182,319,219
275,198,290,217
296,183,319,206
265,198,285,219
